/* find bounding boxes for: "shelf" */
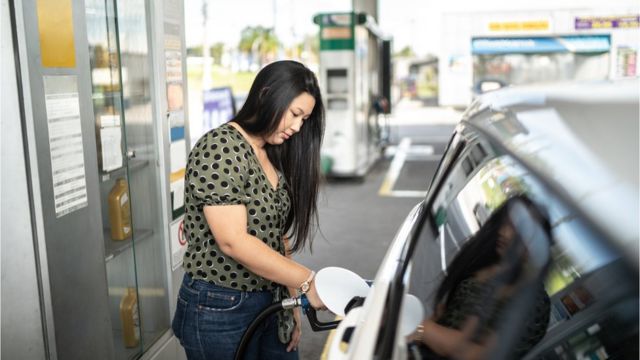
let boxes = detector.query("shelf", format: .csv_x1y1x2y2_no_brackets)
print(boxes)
101,159,149,182
112,329,142,360
112,328,165,360
104,229,153,262
92,92,120,100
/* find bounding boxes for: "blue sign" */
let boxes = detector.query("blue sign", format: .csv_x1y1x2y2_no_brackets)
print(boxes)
203,87,235,132
472,35,611,55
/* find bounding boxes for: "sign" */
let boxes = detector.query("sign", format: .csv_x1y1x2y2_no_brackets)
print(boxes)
37,0,76,67
170,219,186,270
488,20,550,32
44,76,88,217
322,27,352,40
99,114,123,172
617,46,638,77
314,12,356,51
575,15,639,30
202,87,235,132
472,35,610,55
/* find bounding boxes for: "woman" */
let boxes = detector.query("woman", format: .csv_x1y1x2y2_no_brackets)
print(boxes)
172,60,326,360
411,196,551,360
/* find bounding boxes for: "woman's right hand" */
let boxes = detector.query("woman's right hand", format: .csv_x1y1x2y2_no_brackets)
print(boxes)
305,280,326,311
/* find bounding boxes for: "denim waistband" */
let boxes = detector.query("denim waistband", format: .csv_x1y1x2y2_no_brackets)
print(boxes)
182,272,271,294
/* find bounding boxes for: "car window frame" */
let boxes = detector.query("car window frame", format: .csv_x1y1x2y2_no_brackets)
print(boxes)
374,129,468,358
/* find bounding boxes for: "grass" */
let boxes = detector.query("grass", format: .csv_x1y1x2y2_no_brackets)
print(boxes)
187,64,256,96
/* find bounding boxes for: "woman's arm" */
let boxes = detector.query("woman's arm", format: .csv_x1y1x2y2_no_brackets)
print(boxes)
283,236,299,299
204,204,323,308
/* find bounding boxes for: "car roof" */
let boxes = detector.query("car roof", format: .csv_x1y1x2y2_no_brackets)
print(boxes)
462,79,639,262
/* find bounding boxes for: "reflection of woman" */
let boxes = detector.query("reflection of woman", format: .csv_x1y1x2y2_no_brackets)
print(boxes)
412,196,550,360
172,61,326,360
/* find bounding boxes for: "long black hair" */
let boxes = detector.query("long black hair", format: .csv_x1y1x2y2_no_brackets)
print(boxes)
433,195,550,312
231,60,325,253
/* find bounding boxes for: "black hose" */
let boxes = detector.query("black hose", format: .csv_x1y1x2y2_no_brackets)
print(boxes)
234,302,285,360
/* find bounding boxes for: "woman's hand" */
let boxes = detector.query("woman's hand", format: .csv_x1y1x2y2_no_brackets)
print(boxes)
287,308,303,352
305,280,326,311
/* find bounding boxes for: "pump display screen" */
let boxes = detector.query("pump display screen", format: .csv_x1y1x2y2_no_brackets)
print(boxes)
322,27,352,40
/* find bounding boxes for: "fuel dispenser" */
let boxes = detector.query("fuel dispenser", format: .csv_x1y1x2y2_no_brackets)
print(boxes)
313,12,392,178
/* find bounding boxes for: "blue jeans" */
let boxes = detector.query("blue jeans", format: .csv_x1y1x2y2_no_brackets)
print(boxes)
172,273,298,360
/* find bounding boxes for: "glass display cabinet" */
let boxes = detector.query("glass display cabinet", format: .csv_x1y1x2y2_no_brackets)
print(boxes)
86,0,170,357
4,0,187,358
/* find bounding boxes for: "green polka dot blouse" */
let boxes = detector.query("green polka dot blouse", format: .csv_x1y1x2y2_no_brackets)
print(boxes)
182,123,291,291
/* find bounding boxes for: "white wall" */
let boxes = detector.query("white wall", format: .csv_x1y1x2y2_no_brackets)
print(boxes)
1,0,47,357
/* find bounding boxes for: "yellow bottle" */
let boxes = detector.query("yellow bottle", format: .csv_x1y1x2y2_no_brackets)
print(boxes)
108,178,131,240
120,287,140,348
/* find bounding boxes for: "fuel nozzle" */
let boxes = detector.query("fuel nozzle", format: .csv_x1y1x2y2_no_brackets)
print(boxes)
297,294,342,331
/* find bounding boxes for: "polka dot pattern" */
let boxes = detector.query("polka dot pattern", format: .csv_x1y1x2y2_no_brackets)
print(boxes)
182,123,291,292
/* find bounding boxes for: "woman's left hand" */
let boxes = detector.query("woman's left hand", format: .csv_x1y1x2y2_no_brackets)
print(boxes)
287,307,303,352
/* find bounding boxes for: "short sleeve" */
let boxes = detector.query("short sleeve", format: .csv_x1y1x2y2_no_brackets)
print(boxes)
187,130,247,207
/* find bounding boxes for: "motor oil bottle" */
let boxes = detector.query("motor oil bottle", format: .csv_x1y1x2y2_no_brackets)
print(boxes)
120,287,140,348
108,178,131,240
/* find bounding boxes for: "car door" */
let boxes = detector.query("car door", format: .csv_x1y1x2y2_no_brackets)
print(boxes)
392,120,638,359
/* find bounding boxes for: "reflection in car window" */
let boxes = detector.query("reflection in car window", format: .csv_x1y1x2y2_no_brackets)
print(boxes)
408,146,637,358
409,196,553,359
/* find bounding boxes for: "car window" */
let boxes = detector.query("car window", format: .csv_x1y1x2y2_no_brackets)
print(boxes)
406,140,638,359
522,197,637,359
409,193,554,360
429,136,498,269
425,130,465,200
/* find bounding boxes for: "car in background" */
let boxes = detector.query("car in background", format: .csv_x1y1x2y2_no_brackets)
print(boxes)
327,79,639,359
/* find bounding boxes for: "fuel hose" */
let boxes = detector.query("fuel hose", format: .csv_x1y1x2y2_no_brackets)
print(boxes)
234,298,300,360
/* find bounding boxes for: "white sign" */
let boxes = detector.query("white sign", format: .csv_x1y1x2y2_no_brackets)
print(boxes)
170,218,187,270
170,139,187,173
44,76,88,218
99,114,123,172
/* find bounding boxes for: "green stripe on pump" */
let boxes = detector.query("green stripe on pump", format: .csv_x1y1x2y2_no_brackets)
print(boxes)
315,12,356,51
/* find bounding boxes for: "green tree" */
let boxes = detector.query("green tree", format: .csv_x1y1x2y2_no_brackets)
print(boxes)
210,42,225,65
238,26,280,66
295,34,319,60
395,46,415,58
186,46,203,57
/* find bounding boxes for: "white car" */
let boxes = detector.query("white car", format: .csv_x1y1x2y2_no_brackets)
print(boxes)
327,80,639,359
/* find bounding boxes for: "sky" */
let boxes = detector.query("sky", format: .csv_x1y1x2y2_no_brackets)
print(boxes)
185,0,640,57
185,0,351,49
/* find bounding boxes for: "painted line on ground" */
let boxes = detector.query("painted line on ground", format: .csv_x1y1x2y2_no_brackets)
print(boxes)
379,138,439,198
378,137,412,196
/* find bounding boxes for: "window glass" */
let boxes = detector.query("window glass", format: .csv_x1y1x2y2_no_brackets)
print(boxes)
407,144,637,359
470,143,487,164
461,158,473,177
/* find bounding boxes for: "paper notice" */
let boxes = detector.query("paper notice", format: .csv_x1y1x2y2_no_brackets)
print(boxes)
44,76,88,217
170,139,186,173
100,114,123,172
170,179,184,210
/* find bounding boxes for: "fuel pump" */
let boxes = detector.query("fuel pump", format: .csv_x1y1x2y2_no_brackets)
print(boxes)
314,12,392,178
